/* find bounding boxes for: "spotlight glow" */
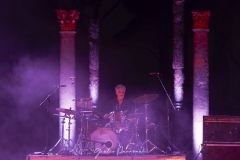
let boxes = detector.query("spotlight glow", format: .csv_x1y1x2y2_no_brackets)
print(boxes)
173,69,184,109
90,83,98,104
89,18,99,105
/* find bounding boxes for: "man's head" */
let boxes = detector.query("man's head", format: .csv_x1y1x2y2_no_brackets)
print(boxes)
115,84,126,99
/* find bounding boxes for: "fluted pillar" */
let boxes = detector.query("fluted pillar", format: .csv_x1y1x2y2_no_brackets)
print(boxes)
172,0,185,109
89,18,99,106
192,10,210,159
56,10,80,148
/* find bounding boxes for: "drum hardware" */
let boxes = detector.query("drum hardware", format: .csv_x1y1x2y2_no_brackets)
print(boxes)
74,108,88,155
127,113,144,117
126,116,142,152
75,98,93,111
125,111,144,152
133,94,165,154
56,108,78,115
109,111,129,133
72,97,94,155
48,108,76,155
53,114,70,118
71,109,100,155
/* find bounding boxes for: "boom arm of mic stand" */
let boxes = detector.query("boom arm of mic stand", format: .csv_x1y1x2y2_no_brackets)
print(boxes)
156,74,176,110
39,85,60,107
36,85,61,154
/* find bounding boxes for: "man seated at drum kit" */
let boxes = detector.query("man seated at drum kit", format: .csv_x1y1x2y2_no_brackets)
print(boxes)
55,84,161,155
103,84,132,128
85,83,164,156
95,84,134,150
93,84,162,154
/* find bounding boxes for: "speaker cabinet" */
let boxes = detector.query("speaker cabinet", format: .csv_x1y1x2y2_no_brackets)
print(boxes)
203,116,240,160
202,143,240,160
203,115,240,143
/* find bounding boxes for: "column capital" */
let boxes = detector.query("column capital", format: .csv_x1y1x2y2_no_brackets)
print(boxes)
192,10,210,29
56,10,80,31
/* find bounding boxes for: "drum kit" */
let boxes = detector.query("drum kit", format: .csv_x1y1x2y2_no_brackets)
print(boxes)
48,94,165,156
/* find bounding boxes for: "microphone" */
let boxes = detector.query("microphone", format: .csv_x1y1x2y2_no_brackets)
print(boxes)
149,72,160,75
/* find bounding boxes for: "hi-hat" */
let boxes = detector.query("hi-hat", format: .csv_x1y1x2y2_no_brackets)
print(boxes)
86,115,99,121
133,94,159,103
56,108,78,115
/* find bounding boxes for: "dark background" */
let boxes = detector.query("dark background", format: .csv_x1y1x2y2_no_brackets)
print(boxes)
1,0,240,160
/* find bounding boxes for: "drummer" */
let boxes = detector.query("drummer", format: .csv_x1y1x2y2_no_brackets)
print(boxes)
102,84,133,147
103,84,132,119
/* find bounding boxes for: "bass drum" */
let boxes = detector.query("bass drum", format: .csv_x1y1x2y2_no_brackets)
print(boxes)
91,127,118,154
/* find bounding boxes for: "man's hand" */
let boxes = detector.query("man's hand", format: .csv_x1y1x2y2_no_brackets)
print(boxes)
103,114,110,119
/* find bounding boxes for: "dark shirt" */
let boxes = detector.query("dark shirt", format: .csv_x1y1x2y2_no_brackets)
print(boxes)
104,98,133,115
93,98,134,126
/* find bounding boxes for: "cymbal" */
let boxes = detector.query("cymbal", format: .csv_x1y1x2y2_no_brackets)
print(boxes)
79,110,93,113
128,113,144,117
56,108,78,115
86,115,99,121
133,94,159,103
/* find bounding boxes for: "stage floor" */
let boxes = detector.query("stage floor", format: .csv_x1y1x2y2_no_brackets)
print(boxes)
26,155,186,160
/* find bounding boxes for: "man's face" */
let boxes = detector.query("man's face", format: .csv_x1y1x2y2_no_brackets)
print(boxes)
116,89,125,99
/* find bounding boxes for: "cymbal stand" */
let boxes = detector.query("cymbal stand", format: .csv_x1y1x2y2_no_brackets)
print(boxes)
83,116,93,153
142,102,165,154
126,117,141,151
48,116,66,154
66,114,73,153
48,113,74,155
72,110,89,155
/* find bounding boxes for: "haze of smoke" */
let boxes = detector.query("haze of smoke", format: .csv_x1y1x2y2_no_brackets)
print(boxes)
0,54,59,160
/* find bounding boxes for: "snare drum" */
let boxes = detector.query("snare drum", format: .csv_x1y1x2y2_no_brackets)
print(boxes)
91,127,118,154
108,111,129,132
109,111,126,122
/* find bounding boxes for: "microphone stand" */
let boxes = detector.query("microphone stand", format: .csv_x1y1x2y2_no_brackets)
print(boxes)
35,85,61,155
154,74,176,154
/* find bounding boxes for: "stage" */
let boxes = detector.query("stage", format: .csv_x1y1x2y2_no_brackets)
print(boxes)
26,154,186,160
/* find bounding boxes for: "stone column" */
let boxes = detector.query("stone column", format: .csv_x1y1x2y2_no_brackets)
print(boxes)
192,10,210,159
56,10,80,148
172,0,185,109
89,18,99,106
